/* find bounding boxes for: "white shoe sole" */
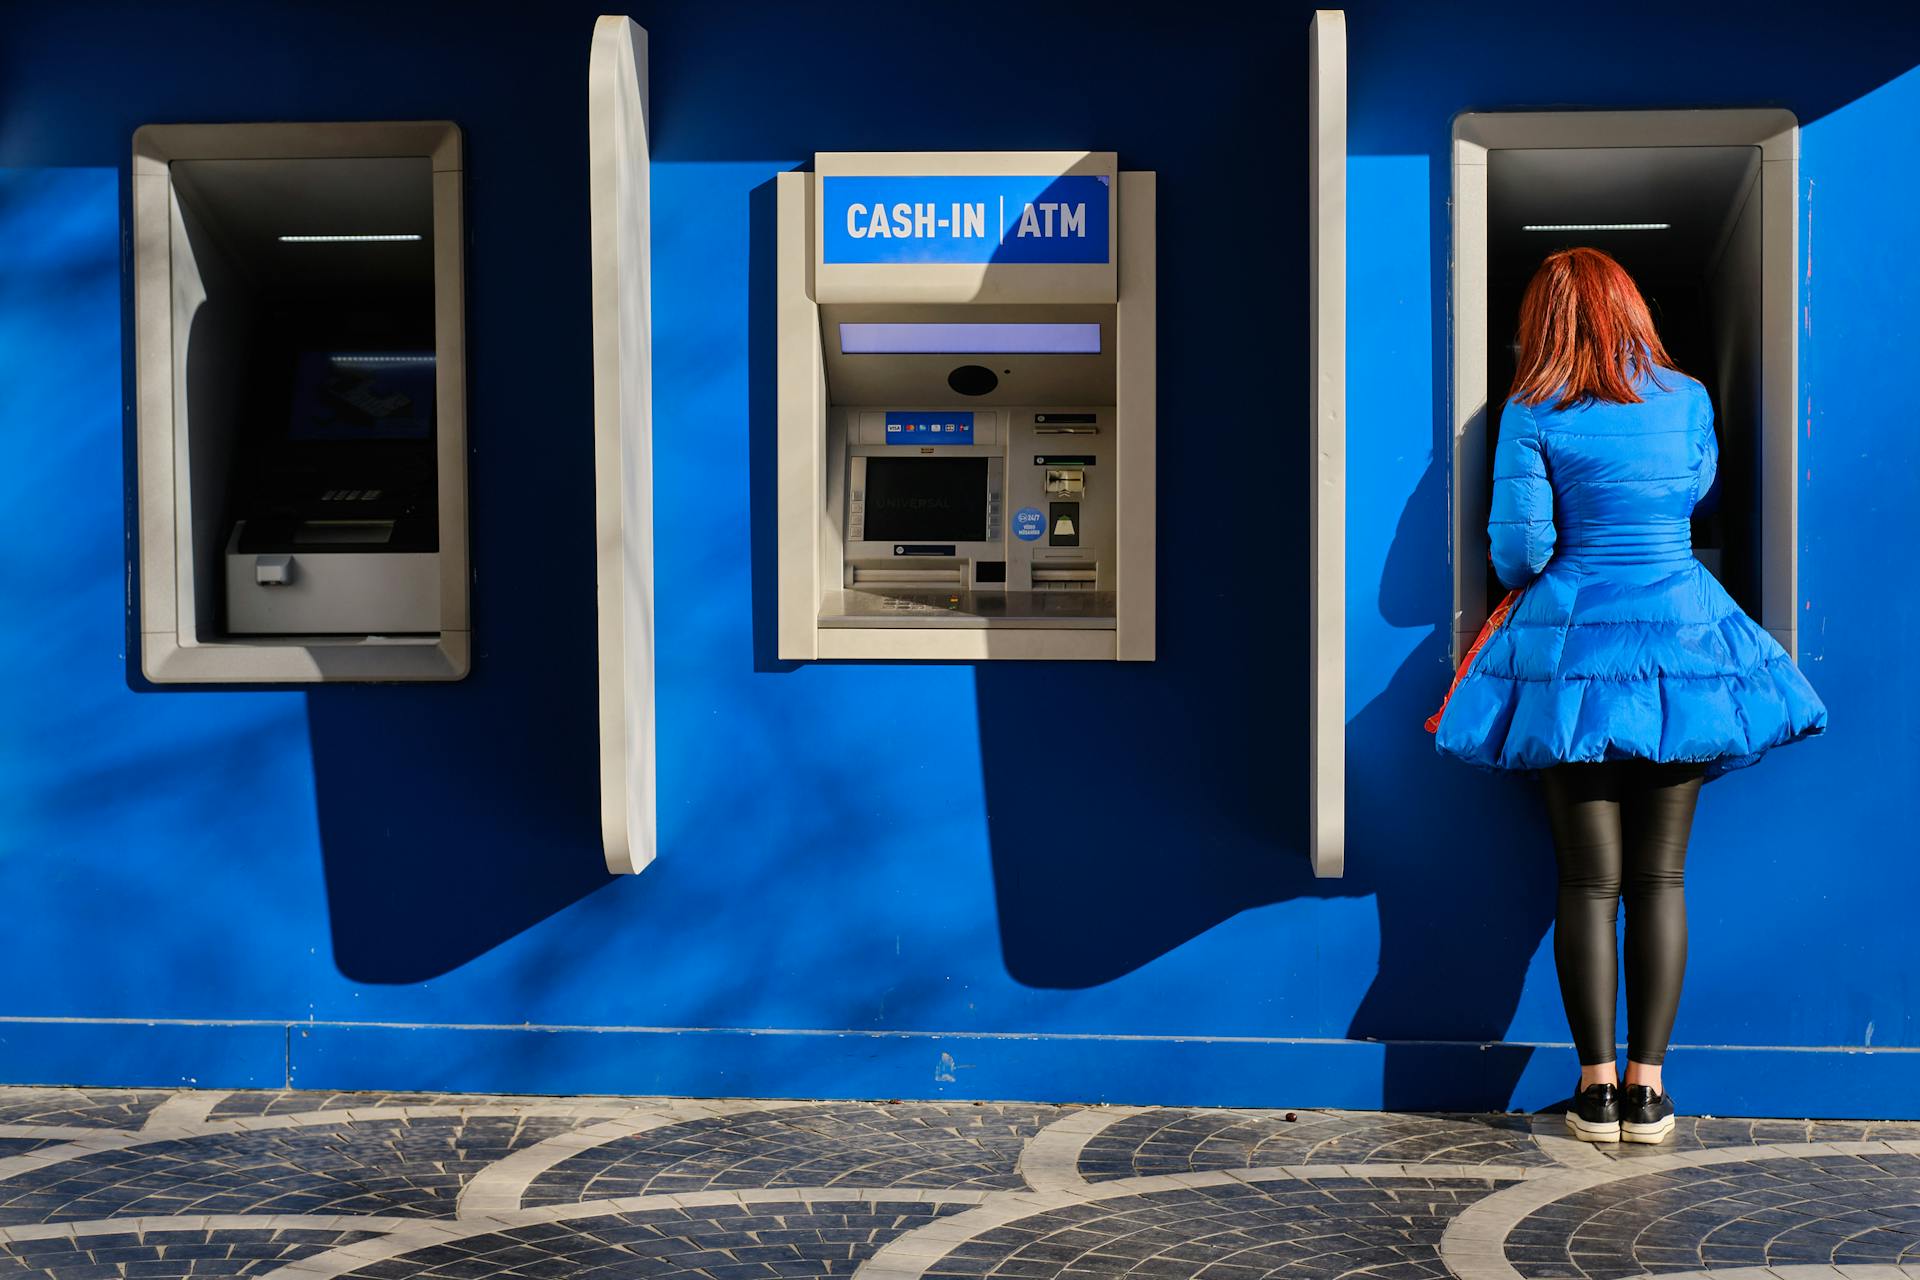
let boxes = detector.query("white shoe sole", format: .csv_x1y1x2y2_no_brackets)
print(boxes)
1621,1114,1676,1144
1564,1110,1620,1143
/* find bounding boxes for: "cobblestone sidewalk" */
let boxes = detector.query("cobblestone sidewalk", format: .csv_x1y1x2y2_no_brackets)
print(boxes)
0,1088,1914,1278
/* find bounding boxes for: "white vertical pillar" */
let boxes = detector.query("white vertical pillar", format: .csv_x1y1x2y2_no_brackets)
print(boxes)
589,14,656,874
1309,10,1348,878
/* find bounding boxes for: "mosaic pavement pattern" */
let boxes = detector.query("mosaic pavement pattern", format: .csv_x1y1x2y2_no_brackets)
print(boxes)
0,1089,1911,1279
0,1227,377,1277
520,1102,1068,1203
0,1114,587,1224
1077,1108,1554,1179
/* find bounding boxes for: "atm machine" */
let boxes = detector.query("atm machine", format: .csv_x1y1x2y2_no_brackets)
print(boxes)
777,152,1156,662
221,347,441,637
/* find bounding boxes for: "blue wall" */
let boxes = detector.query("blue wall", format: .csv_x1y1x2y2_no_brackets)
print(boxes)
1,0,1917,1116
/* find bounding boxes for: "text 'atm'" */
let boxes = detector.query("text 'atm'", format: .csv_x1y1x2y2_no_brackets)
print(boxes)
776,152,1156,662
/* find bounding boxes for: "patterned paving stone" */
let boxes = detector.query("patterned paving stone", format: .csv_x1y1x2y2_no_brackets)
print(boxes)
1504,1152,1920,1279
1079,1108,1553,1180
1584,1113,1920,1161
208,1090,545,1119
0,1089,172,1130
0,1114,588,1224
925,1178,1509,1280
0,1227,374,1278
523,1103,1071,1203
0,1083,1915,1280
340,1198,972,1279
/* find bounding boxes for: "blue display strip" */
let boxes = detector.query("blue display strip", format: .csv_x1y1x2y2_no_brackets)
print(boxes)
823,175,1111,265
885,411,974,444
841,323,1101,354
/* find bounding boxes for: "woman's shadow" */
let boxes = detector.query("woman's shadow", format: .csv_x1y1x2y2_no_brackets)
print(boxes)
973,454,1558,1110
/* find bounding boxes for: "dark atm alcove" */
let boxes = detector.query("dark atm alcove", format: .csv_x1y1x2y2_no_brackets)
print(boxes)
1485,145,1765,618
1452,110,1806,674
173,158,439,638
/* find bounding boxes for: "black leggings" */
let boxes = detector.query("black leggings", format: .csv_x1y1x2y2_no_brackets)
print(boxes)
1541,760,1706,1067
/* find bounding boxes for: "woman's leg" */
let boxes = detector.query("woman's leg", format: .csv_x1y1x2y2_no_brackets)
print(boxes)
1619,761,1706,1088
1541,763,1626,1082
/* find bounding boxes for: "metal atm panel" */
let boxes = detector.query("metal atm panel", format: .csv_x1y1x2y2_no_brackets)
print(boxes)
776,151,1156,663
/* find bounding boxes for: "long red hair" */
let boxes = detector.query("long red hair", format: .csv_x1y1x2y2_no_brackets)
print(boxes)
1511,247,1682,409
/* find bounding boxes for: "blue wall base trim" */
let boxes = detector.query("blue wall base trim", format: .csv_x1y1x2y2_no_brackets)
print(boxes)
0,1019,1913,1119
0,1020,288,1090
284,1023,1920,1120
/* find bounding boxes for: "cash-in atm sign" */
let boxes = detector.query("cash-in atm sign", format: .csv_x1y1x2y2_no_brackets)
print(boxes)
823,175,1110,265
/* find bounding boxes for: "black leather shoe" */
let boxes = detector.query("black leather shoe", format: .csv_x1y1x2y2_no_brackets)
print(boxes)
1620,1083,1676,1144
1565,1081,1620,1143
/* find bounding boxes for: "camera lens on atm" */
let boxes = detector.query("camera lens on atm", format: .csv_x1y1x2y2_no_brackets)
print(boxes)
947,365,999,396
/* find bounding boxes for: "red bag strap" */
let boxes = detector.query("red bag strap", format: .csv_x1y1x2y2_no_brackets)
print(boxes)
1425,587,1522,733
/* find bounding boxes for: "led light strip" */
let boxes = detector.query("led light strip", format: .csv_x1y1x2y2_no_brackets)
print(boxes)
278,233,423,243
1522,223,1670,232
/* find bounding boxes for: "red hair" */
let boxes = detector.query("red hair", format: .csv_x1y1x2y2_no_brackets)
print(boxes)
1512,247,1682,409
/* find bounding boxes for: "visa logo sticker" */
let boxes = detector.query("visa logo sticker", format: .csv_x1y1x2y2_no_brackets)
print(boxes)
824,175,1110,265
885,410,975,444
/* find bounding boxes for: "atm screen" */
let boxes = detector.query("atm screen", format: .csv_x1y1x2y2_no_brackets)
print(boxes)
288,351,435,442
862,457,988,542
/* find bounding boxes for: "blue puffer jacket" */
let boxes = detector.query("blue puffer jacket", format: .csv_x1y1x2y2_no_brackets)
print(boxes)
1434,370,1826,778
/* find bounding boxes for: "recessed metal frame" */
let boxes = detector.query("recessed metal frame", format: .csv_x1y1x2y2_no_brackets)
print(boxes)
1450,109,1800,668
131,120,469,682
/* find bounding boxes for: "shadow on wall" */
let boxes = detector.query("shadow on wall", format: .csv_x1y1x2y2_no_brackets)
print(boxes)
975,457,1556,1111
303,679,613,985
296,269,615,979
128,268,615,988
124,481,613,991
121,553,612,991
749,174,797,673
119,605,618,989
741,158,1555,1109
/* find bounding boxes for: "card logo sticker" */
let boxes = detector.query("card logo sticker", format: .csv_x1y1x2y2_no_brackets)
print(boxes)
885,410,974,445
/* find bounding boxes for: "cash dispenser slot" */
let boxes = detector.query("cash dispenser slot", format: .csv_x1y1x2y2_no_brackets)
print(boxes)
289,520,398,548
848,565,967,588
1032,562,1097,589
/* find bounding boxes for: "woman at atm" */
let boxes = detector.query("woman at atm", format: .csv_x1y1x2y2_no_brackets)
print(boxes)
1431,247,1826,1144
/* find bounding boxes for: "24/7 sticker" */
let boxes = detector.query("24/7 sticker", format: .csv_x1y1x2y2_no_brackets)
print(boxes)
1012,507,1046,541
